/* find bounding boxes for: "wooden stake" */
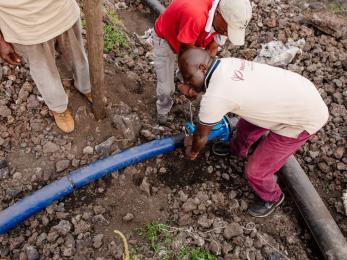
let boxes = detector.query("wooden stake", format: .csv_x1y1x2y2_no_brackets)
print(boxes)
84,0,106,120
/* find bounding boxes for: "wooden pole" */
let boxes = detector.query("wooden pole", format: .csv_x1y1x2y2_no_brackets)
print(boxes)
84,0,106,120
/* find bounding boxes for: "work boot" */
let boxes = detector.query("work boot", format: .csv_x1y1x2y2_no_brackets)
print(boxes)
248,193,285,218
52,109,75,133
85,92,93,103
212,141,231,156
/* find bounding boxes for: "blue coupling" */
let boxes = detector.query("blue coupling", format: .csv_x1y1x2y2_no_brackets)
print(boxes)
183,116,232,142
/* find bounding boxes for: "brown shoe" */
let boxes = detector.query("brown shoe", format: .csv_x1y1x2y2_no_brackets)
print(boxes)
52,110,75,133
85,92,93,103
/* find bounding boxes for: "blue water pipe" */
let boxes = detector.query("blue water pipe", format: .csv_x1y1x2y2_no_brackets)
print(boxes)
0,117,232,234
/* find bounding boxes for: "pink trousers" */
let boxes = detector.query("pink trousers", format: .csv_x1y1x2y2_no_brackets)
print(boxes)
230,119,311,202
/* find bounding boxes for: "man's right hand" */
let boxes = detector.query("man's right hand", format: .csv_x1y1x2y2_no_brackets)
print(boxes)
0,37,21,65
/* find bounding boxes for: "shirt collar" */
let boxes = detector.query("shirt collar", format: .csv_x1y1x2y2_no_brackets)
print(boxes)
203,57,221,92
205,0,221,32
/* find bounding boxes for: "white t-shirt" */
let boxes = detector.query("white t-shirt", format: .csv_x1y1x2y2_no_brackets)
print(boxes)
199,58,329,138
0,0,80,45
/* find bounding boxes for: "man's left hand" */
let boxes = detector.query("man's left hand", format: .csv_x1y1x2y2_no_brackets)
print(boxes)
184,135,198,160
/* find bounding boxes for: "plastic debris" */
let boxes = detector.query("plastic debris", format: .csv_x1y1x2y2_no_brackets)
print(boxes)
254,39,305,66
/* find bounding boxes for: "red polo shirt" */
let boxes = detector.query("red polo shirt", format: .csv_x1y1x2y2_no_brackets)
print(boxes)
154,0,217,54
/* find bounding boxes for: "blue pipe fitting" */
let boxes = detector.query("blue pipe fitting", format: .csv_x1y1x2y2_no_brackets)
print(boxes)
184,116,232,142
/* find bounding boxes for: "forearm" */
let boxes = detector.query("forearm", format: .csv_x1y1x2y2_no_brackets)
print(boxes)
206,40,218,57
191,132,208,155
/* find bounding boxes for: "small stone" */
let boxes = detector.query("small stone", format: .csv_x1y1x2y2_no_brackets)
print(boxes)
93,205,106,215
25,246,39,260
182,199,197,213
318,162,330,173
209,240,221,255
222,173,230,180
229,190,237,200
122,213,134,222
198,215,213,228
10,236,25,250
43,141,59,153
93,234,104,249
92,214,109,225
47,231,59,242
223,223,243,239
52,220,71,236
240,200,248,210
334,146,345,159
178,190,188,202
207,166,214,174
0,166,9,179
178,213,192,226
0,105,11,117
95,136,116,154
140,177,151,195
56,159,70,172
83,146,94,155
26,95,40,109
13,172,22,180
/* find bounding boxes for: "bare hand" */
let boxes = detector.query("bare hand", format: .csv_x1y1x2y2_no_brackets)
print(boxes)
184,136,198,160
0,39,21,65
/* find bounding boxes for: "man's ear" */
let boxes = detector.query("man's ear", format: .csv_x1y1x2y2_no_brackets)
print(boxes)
199,64,208,74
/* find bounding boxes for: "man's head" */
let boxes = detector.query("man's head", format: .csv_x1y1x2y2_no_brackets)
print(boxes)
213,0,252,46
178,48,212,99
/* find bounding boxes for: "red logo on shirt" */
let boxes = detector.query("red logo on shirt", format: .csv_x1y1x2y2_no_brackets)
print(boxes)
232,60,246,81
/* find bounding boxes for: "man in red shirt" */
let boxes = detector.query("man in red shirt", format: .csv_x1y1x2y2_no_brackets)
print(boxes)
154,0,252,124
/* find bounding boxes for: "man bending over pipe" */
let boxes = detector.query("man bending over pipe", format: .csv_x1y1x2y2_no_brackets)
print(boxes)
179,48,329,217
153,0,252,124
0,0,92,133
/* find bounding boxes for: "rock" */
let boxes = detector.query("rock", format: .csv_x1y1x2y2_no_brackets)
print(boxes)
334,146,345,159
112,113,142,142
93,205,106,215
56,159,70,172
122,213,134,222
10,236,25,250
229,190,237,200
25,246,39,260
209,240,221,255
223,223,243,239
95,136,116,154
207,166,214,174
140,129,155,139
83,146,94,155
0,105,11,117
240,199,248,211
140,177,151,195
52,220,72,236
197,215,213,228
0,159,7,169
93,234,104,249
47,231,59,242
92,214,109,225
13,172,22,180
304,11,347,39
178,213,192,226
0,161,9,179
26,95,40,109
318,162,330,173
43,141,59,153
178,190,188,202
182,199,197,213
73,219,91,234
240,48,257,60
